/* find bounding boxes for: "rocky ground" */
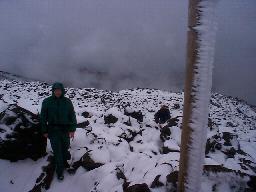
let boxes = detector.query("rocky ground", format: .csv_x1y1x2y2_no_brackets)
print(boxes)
0,75,255,192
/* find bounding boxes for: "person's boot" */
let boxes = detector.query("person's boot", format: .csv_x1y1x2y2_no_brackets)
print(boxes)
57,171,64,181
57,174,64,181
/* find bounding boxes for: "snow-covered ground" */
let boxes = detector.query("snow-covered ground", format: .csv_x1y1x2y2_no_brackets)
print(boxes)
0,77,255,192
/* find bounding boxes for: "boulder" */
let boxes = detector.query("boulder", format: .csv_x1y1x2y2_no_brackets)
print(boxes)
151,175,164,188
81,111,92,118
124,109,144,123
30,155,55,191
67,152,104,174
0,104,47,161
166,171,178,189
104,114,118,124
124,183,150,192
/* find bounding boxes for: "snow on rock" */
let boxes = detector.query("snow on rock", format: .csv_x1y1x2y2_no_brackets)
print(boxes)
0,104,47,161
0,78,255,192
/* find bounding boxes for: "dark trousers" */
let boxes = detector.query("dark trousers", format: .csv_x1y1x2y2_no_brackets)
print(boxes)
48,130,70,176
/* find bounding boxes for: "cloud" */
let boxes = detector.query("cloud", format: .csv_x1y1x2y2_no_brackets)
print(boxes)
0,0,255,104
213,0,256,105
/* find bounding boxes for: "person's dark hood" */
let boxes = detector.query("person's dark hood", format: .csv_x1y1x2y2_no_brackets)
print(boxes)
51,82,65,98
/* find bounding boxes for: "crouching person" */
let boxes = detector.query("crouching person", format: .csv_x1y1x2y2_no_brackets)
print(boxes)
40,82,77,181
154,105,171,125
154,105,171,142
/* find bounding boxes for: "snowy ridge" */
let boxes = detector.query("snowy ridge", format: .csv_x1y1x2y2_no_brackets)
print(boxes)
0,71,36,82
0,78,255,192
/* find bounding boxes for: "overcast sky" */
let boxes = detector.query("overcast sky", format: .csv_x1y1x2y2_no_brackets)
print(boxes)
0,0,255,105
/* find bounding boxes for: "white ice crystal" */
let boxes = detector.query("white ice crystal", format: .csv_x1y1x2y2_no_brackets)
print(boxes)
184,1,219,192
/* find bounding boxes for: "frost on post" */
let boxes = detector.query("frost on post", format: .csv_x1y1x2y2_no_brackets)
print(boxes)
178,0,219,192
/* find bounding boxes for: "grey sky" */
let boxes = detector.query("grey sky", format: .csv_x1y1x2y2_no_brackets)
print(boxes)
0,0,255,105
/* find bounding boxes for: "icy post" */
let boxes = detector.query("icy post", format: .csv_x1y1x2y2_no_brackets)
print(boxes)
178,0,219,192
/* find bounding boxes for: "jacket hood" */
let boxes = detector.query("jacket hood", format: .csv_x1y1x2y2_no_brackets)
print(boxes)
52,82,65,98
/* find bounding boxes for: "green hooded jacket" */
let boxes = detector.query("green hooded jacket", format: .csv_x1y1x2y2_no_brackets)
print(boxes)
40,82,77,134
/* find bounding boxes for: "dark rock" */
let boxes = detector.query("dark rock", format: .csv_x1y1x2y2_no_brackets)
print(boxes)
79,153,104,171
124,110,144,123
222,132,234,146
226,121,237,127
115,166,130,190
119,129,143,143
166,171,178,191
104,114,118,124
210,99,221,108
81,111,92,118
247,176,256,190
124,117,132,126
173,103,180,109
208,118,216,130
77,120,90,128
203,165,252,191
223,147,237,158
167,117,179,127
203,165,247,177
30,155,55,191
205,136,222,155
0,104,47,161
151,175,164,188
124,183,150,192
67,152,104,174
162,146,179,154
160,127,171,142
239,158,256,174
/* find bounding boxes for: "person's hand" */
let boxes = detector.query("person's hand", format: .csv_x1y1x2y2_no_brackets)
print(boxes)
69,132,75,139
43,133,48,138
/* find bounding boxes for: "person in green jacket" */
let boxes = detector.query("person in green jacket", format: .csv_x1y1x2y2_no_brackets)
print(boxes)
40,82,77,181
